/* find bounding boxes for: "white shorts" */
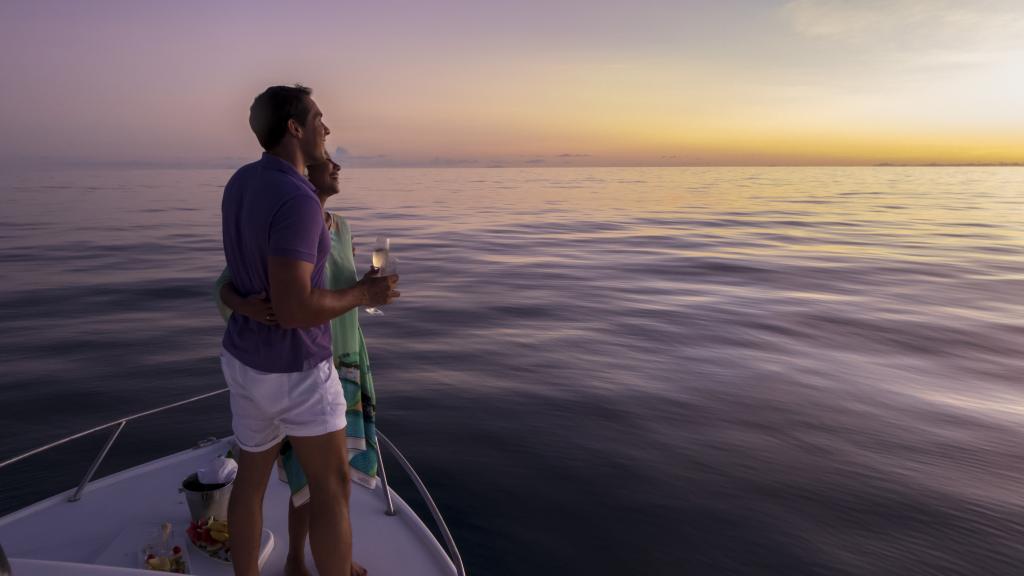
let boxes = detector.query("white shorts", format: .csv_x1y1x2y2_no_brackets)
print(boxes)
220,347,347,453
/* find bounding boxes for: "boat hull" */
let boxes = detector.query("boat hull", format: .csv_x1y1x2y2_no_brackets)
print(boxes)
0,437,457,575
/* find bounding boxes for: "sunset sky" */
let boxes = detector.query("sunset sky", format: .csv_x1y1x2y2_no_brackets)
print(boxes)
1,0,1023,167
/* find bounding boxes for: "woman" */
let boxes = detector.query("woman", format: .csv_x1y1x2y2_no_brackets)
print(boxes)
216,153,382,576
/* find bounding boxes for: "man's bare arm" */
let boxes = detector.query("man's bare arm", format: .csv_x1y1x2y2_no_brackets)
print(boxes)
268,255,398,329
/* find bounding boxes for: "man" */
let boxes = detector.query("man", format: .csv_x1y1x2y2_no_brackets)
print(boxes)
220,84,398,576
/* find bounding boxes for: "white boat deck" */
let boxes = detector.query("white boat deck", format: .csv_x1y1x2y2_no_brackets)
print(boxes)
0,438,457,575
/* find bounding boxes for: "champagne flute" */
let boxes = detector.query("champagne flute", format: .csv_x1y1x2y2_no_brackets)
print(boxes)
365,236,390,315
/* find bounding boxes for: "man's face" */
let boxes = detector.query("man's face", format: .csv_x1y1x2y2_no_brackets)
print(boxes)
298,98,330,163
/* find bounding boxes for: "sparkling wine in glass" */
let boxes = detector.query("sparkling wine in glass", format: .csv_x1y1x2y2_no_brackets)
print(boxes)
372,236,390,271
365,236,390,315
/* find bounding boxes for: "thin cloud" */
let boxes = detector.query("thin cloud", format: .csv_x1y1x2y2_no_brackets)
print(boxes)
783,0,1024,52
427,157,479,167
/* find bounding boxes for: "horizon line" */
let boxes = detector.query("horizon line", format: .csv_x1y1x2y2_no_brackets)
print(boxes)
3,156,1024,170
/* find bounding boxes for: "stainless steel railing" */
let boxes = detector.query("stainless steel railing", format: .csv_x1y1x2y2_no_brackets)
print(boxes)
377,431,465,576
0,389,229,476
0,388,466,576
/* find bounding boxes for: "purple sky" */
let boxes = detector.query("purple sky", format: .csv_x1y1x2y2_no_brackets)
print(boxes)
2,0,1022,166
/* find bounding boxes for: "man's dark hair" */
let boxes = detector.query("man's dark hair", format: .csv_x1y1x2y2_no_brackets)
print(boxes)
249,85,314,151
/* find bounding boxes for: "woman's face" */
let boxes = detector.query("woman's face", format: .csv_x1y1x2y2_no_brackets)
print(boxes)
308,156,342,197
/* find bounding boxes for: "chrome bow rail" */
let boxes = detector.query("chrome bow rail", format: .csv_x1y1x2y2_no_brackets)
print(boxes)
0,388,465,576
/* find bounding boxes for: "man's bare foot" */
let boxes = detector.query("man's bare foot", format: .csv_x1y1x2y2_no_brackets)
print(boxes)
352,561,368,576
284,554,312,576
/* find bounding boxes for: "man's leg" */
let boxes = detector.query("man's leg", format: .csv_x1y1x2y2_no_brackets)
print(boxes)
228,443,281,576
289,430,352,576
285,500,312,576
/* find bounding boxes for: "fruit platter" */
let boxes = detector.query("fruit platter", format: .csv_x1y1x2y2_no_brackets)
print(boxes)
140,522,189,573
186,515,231,562
143,546,187,573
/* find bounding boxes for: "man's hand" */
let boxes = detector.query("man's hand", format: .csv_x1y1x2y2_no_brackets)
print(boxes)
269,256,384,328
359,270,400,308
239,292,277,325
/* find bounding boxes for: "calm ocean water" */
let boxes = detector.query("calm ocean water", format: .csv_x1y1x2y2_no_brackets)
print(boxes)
1,166,1022,575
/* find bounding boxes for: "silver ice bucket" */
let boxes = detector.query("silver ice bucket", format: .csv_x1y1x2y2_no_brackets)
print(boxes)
180,472,233,522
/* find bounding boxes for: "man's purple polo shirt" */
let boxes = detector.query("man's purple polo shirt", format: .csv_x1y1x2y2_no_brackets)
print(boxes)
221,153,331,373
